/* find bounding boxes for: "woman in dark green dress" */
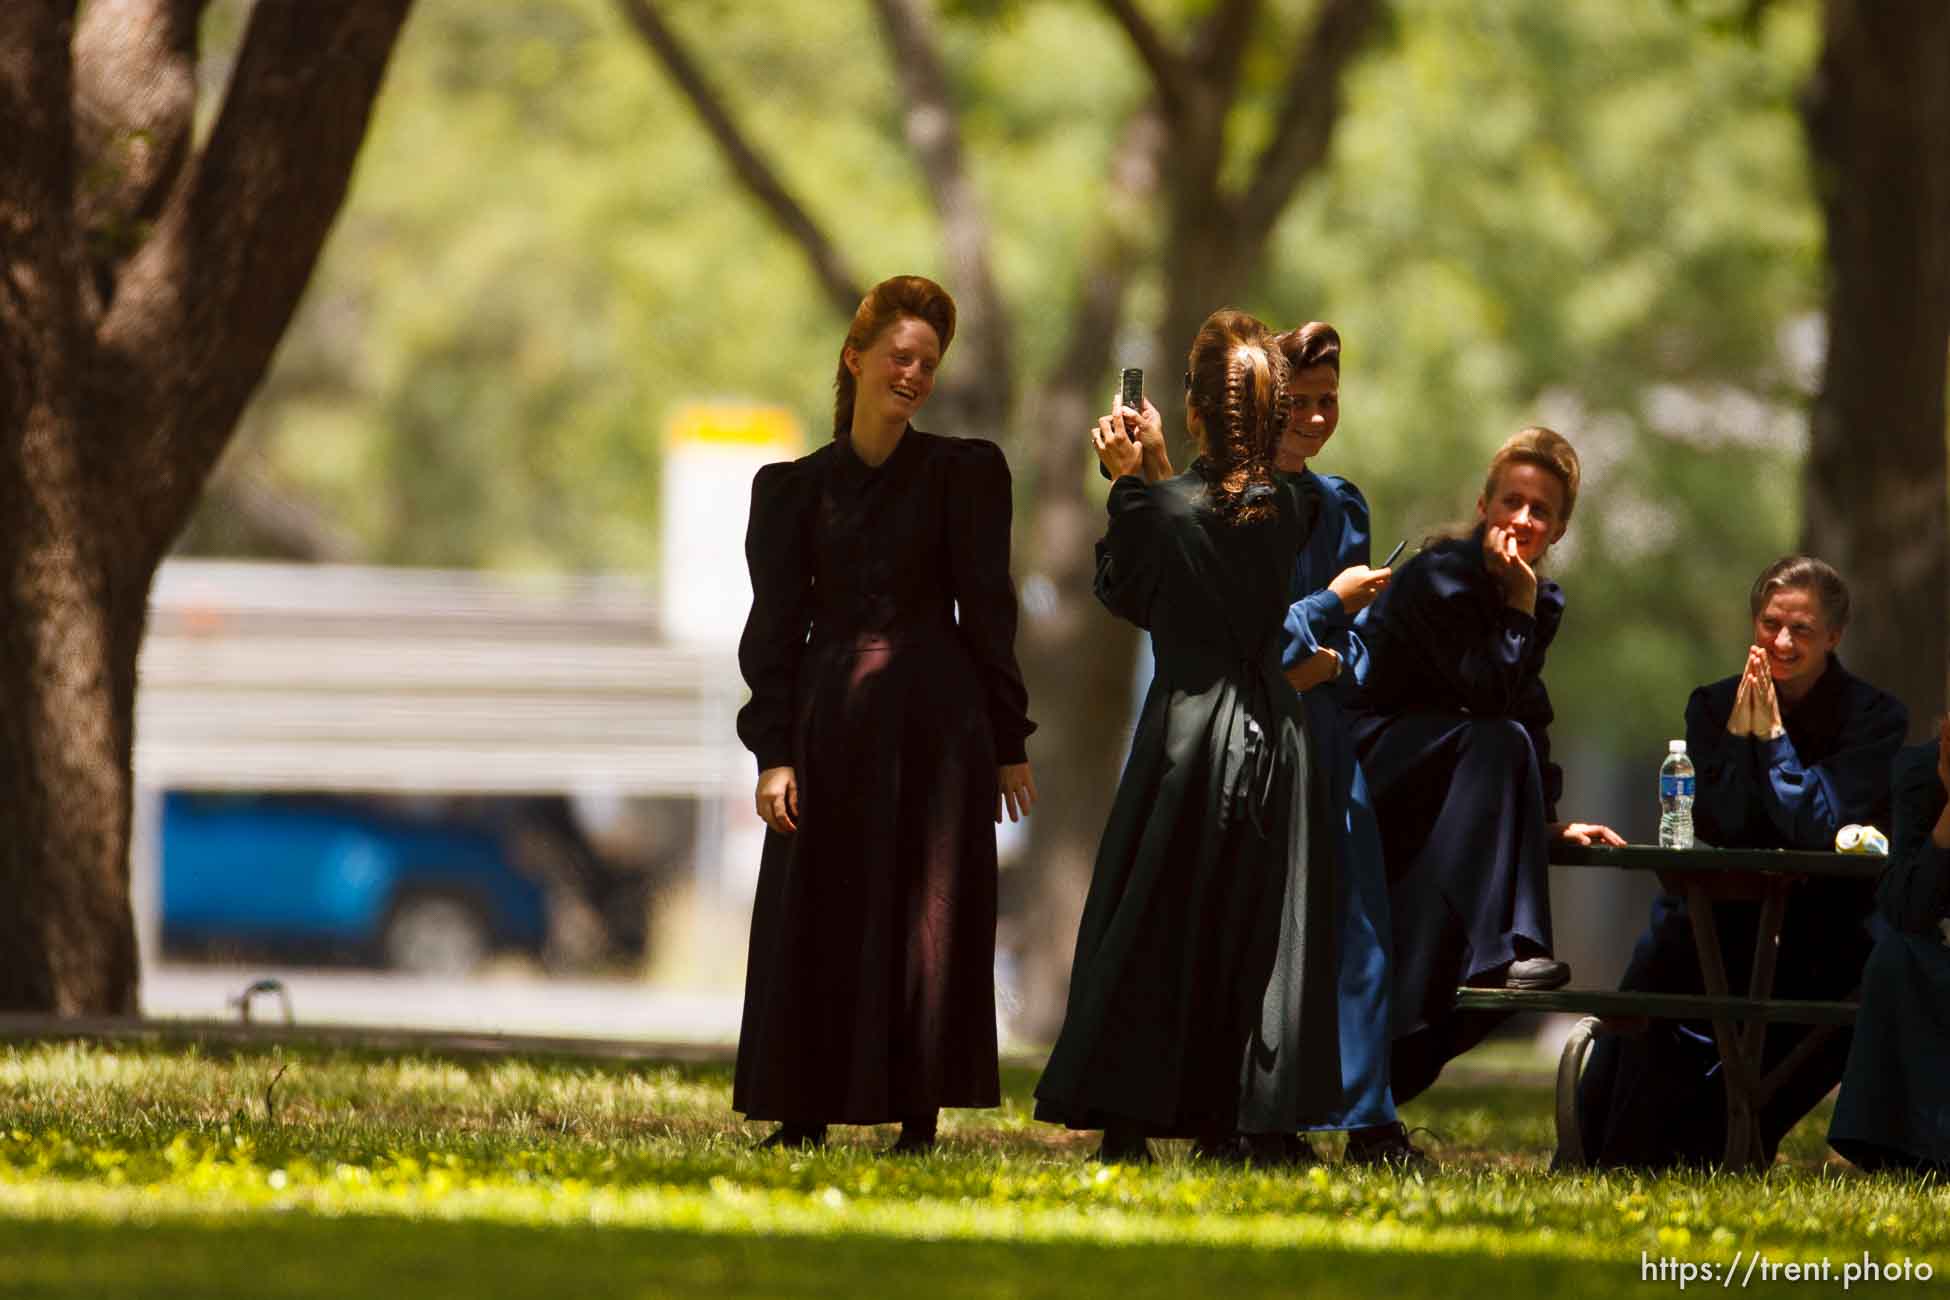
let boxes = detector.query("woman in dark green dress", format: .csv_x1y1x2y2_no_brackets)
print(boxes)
1033,309,1342,1161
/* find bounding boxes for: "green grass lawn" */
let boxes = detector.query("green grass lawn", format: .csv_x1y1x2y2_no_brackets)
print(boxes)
0,1036,1943,1298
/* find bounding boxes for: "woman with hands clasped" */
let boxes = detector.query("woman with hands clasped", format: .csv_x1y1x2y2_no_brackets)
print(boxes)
1035,310,1343,1164
1577,556,1907,1169
733,275,1037,1154
1346,428,1623,1105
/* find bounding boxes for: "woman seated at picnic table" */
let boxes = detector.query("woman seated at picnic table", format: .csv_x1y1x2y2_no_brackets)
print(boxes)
1345,427,1623,1104
1828,716,1950,1175
1575,556,1908,1169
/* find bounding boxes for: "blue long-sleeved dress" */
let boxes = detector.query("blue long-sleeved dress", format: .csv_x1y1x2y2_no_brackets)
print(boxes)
1574,657,1907,1168
1278,471,1396,1130
1828,742,1950,1172
1346,526,1567,1103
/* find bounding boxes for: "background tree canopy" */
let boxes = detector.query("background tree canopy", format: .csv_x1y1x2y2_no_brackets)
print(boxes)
192,0,1827,763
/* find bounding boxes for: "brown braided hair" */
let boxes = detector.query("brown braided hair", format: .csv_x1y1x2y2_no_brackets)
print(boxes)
832,275,957,436
1185,309,1289,524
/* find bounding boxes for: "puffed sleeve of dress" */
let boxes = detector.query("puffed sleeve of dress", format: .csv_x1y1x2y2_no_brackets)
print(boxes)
946,439,1037,766
1092,474,1170,630
1876,745,1950,936
735,461,817,774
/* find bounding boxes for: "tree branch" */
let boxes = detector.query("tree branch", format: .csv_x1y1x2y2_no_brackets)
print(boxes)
1235,0,1380,250
868,0,1013,440
93,0,414,562
70,0,205,312
1100,0,1189,120
614,0,862,320
1191,0,1262,89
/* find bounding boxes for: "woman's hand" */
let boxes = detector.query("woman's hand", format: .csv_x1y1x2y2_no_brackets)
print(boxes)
1728,656,1757,737
1482,523,1538,615
998,762,1039,824
1328,564,1392,616
1732,646,1783,739
1551,820,1627,847
755,766,798,834
1112,395,1171,481
1284,648,1340,694
1091,416,1144,480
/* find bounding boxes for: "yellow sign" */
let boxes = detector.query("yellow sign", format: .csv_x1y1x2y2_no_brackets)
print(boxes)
668,404,802,450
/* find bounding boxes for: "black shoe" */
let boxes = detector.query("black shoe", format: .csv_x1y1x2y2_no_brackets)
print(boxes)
1243,1133,1321,1168
1095,1128,1154,1165
1502,956,1571,990
757,1123,826,1151
1344,1122,1436,1172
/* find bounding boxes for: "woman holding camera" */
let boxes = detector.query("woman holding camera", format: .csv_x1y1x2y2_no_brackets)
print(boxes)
734,275,1037,1152
1034,309,1342,1162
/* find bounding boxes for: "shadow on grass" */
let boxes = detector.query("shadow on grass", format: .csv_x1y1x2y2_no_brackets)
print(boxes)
0,1214,1650,1300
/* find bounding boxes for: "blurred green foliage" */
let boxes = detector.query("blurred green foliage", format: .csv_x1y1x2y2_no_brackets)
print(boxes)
190,0,1823,755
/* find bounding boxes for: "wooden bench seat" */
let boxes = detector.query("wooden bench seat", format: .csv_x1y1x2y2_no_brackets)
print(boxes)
1452,986,1858,1025
1452,983,1859,1169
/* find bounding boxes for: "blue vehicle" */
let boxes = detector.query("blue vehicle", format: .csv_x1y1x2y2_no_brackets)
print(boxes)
160,792,550,974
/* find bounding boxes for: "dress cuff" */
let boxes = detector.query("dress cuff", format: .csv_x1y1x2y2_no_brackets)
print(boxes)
996,735,1028,766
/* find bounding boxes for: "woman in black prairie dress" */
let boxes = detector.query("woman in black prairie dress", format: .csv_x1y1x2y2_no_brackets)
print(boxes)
1034,309,1343,1159
734,275,1037,1151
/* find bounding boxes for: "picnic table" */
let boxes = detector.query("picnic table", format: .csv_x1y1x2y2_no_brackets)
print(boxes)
1453,842,1883,1171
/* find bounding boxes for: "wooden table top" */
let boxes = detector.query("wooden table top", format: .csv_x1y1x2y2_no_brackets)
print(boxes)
1549,842,1884,879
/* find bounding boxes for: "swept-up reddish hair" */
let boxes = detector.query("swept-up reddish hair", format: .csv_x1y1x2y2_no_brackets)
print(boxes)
1274,320,1341,374
832,275,957,436
1185,309,1289,524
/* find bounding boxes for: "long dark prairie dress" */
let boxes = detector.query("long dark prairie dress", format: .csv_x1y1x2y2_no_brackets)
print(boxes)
1346,526,1566,1103
733,427,1034,1126
1830,742,1950,1173
1575,657,1906,1168
1034,464,1343,1138
1279,471,1396,1130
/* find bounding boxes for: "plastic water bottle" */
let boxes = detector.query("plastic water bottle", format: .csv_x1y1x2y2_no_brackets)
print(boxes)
1659,739,1695,849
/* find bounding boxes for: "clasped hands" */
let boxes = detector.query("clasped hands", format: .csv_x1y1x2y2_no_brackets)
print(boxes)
756,762,1040,835
1727,645,1786,740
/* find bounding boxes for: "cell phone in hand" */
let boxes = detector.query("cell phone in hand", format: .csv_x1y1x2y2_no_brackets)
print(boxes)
1380,538,1407,569
1098,368,1146,481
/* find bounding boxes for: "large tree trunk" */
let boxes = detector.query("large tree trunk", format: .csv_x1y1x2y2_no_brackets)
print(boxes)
0,0,413,1013
1801,1,1950,736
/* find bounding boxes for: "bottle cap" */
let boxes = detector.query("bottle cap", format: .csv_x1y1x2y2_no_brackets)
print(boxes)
1668,740,1686,753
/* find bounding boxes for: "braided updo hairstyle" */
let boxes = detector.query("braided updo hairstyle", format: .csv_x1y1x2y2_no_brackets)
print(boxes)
1185,309,1290,525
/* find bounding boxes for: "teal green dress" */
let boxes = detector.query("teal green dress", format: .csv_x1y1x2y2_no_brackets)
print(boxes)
1033,463,1343,1137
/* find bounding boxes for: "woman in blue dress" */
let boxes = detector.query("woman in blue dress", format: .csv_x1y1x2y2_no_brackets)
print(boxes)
1266,322,1423,1166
